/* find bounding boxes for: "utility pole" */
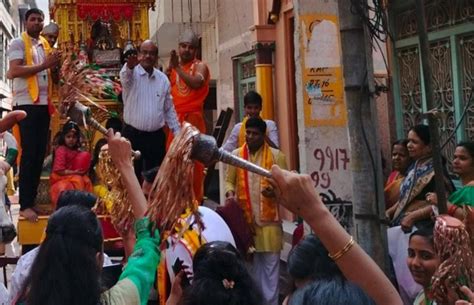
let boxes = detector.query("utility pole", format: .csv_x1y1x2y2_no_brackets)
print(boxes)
337,1,388,269
414,0,448,214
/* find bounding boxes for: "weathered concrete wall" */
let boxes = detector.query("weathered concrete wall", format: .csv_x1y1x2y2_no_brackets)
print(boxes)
215,0,255,203
216,0,254,113
293,0,354,232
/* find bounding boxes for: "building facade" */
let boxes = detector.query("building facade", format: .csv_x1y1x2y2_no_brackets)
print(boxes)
0,0,17,111
0,0,37,112
150,1,394,233
388,0,473,169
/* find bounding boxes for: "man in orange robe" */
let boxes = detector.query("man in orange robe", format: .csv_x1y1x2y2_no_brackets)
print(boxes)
167,29,210,202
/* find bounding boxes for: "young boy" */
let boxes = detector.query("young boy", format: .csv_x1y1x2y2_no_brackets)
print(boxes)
222,91,279,152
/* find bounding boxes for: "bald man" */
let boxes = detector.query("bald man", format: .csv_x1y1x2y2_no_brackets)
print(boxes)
120,40,180,179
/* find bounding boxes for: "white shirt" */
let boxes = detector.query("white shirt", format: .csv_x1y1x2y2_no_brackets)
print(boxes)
7,36,49,106
9,246,113,303
120,63,180,134
222,119,279,152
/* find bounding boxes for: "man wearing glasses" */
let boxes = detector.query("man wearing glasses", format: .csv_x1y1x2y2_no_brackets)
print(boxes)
120,40,180,180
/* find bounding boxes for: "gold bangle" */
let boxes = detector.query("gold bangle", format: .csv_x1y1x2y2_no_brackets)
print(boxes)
328,237,355,261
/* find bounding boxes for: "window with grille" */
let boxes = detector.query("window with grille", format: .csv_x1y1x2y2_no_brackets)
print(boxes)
391,0,473,170
233,53,256,121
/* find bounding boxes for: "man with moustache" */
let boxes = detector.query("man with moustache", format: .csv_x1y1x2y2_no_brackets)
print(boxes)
7,8,61,223
120,40,180,180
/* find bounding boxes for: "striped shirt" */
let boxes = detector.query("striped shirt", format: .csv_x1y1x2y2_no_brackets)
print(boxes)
7,36,49,106
120,64,180,134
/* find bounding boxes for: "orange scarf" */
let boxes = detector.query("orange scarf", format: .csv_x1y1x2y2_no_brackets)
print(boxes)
238,116,249,148
236,142,279,224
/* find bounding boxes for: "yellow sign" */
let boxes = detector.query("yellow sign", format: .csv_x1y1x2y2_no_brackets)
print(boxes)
300,14,347,127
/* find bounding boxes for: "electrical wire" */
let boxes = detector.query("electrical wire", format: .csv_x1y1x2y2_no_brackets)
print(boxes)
350,0,392,43
358,70,382,219
350,0,393,73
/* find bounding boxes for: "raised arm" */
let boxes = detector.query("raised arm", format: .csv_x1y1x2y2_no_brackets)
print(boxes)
0,111,26,133
169,50,209,89
268,165,402,305
119,55,139,91
105,130,161,305
106,130,147,219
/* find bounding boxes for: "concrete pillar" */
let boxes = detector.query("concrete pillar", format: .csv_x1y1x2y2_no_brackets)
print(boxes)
255,42,274,120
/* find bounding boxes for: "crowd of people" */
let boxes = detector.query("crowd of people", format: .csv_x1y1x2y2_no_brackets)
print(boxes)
0,6,473,305
385,125,474,305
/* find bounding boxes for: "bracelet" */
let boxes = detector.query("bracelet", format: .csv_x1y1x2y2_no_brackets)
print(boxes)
328,236,355,261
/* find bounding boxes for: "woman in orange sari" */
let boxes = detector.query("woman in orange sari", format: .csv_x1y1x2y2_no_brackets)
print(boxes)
50,121,92,208
385,140,411,209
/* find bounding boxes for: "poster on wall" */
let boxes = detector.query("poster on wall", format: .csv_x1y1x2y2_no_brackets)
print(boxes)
300,14,347,127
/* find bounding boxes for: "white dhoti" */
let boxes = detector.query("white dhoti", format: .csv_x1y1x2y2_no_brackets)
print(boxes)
249,252,280,305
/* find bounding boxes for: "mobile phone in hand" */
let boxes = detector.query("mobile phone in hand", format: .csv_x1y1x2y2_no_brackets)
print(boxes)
172,258,190,287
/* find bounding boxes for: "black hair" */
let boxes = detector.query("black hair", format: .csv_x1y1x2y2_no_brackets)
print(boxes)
289,278,376,305
243,91,262,107
57,121,81,149
89,138,108,184
409,124,431,146
142,166,159,183
19,205,104,305
287,234,343,282
56,190,98,211
184,241,262,305
457,141,474,159
25,8,44,21
105,118,123,133
409,224,434,246
245,117,267,135
392,139,409,150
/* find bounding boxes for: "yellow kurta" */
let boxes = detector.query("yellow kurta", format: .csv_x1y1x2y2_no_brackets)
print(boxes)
225,146,287,252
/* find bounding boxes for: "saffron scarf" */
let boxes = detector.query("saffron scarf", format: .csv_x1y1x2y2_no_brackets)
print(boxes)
21,32,55,114
236,142,279,224
238,116,249,148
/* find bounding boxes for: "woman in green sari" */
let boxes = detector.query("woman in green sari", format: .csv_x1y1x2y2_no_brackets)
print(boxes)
426,141,474,249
